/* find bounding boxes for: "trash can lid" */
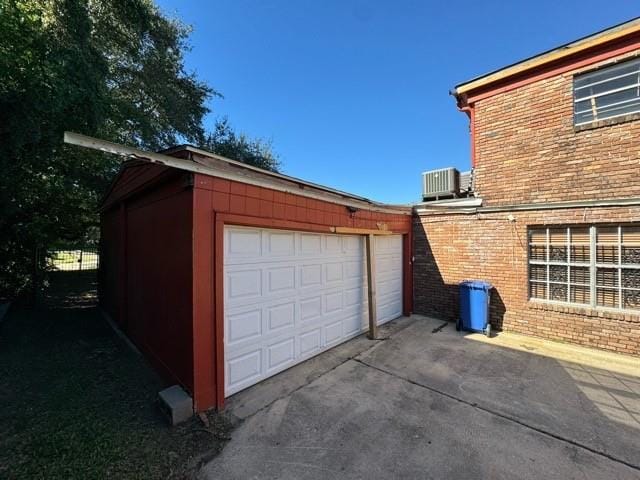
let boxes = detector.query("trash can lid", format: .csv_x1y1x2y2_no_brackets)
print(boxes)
460,280,493,290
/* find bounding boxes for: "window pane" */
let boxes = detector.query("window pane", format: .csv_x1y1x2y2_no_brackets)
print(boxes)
529,245,547,261
622,269,640,289
575,110,594,124
549,265,567,282
595,94,640,121
570,228,590,263
550,246,567,262
574,58,640,90
623,290,640,310
622,227,640,265
570,285,590,304
597,288,619,308
596,226,618,264
597,245,618,264
530,283,547,300
597,227,618,244
583,74,640,99
550,284,568,302
549,229,566,243
597,268,619,288
529,230,546,244
570,266,589,284
529,264,547,282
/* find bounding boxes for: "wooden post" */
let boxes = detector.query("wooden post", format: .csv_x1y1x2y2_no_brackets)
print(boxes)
365,234,378,340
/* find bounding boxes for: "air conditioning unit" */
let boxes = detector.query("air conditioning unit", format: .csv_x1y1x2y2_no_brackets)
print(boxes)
422,167,459,200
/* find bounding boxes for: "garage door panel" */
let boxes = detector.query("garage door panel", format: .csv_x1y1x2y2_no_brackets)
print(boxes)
325,319,344,345
374,236,403,325
226,228,262,258
226,269,262,301
225,227,403,396
227,349,262,391
299,327,322,356
266,231,296,257
300,233,322,253
266,337,295,373
324,262,344,283
299,295,321,320
266,266,296,293
267,302,296,332
324,291,343,313
226,308,263,346
300,264,322,287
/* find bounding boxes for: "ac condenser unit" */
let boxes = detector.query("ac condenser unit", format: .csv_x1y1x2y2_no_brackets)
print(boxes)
422,167,460,200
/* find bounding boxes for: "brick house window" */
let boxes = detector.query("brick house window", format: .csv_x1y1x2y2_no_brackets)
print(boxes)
528,226,640,311
574,57,640,125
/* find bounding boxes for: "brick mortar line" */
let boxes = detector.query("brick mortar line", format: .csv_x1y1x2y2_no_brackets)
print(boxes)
353,357,640,472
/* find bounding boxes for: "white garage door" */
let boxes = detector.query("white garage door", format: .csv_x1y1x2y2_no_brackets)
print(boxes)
224,226,403,396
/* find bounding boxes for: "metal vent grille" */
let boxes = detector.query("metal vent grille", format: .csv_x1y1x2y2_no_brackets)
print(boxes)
422,168,459,198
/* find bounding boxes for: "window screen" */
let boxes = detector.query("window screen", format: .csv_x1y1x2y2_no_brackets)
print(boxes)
574,58,640,125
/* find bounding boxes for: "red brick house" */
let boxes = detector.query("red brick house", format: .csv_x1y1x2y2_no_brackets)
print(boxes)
65,18,640,415
414,18,640,355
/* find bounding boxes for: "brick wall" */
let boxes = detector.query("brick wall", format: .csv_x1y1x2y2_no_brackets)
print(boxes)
413,206,640,356
473,51,640,207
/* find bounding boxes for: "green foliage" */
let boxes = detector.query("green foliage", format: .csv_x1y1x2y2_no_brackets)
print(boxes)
0,1,280,300
202,117,280,172
0,0,217,300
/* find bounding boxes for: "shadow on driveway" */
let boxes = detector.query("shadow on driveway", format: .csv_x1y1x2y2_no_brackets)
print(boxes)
201,316,640,480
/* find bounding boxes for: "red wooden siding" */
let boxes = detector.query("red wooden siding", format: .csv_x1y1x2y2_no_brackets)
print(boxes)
100,164,195,393
101,161,412,413
191,173,412,411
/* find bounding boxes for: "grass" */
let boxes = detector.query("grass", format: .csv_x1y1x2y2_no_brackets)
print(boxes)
0,272,231,479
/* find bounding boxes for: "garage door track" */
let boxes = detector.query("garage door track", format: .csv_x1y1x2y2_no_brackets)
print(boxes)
201,316,640,480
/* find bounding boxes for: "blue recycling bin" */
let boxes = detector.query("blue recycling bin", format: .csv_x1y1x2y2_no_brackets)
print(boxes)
458,280,493,336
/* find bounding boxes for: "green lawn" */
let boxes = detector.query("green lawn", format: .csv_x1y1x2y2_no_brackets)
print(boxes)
0,273,231,479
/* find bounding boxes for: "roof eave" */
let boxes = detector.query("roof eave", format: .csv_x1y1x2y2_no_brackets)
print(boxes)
453,16,640,97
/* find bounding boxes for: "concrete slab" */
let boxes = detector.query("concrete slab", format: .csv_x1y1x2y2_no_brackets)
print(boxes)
200,315,640,479
224,315,415,421
357,316,640,469
201,359,639,480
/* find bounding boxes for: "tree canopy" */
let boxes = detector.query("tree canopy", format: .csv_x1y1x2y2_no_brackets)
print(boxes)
0,0,278,299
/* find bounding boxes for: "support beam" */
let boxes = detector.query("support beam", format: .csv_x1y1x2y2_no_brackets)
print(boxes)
365,234,378,340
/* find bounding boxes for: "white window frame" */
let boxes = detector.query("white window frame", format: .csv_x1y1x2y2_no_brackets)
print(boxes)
573,57,640,126
528,225,640,312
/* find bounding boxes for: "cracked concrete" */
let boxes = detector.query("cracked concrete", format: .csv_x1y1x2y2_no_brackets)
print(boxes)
201,316,640,479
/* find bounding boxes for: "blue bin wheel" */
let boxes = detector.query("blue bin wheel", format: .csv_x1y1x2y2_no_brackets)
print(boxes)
485,324,492,338
456,317,461,331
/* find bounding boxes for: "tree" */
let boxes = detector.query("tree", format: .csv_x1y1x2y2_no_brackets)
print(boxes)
0,0,277,300
202,118,280,172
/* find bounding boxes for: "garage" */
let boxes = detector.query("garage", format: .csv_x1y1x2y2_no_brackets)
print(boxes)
71,133,412,411
224,227,403,395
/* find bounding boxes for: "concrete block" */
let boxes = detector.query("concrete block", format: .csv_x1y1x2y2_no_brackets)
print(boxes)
158,385,193,426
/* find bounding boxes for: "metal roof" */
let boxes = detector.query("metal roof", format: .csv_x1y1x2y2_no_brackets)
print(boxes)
64,132,411,215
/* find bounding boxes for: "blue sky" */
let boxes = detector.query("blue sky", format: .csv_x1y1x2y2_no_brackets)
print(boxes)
155,1,638,204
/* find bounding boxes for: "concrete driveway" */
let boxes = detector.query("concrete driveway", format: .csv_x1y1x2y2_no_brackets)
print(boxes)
201,316,640,480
